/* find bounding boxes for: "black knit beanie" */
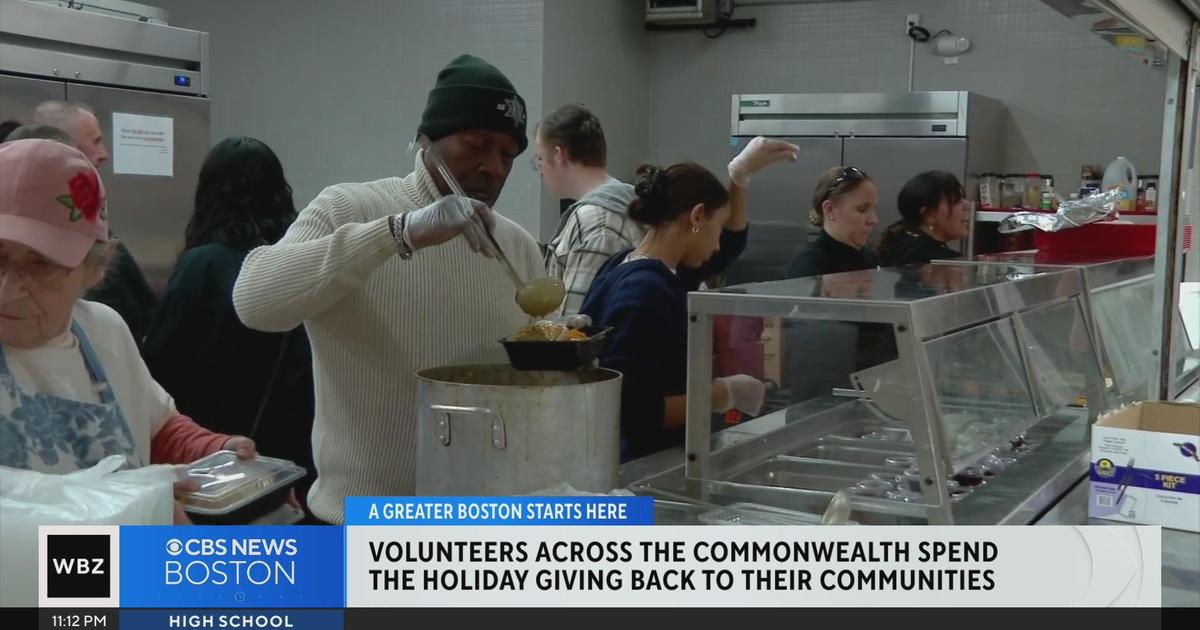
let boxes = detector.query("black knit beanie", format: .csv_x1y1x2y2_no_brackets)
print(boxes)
418,54,528,154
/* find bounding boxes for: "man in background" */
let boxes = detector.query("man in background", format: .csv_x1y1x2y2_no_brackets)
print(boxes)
535,104,798,316
534,104,643,316
4,123,74,145
34,100,159,345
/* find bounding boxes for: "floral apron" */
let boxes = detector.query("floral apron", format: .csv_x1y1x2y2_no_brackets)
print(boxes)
0,321,141,472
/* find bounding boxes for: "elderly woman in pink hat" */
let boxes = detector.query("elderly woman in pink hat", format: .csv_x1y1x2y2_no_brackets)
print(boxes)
0,139,260,522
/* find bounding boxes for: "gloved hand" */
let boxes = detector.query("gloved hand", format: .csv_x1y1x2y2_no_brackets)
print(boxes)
563,313,592,329
401,195,498,258
714,374,765,416
727,136,800,187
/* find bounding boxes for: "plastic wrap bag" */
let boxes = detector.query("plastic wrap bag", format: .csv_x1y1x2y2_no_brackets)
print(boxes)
0,455,176,607
997,188,1122,234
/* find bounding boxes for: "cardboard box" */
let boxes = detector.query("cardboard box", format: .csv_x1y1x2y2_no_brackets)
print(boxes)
1089,401,1200,532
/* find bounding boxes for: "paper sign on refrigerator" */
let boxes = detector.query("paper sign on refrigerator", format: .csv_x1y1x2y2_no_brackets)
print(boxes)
112,112,173,176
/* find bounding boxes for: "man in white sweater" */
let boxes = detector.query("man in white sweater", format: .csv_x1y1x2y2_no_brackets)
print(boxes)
233,55,542,524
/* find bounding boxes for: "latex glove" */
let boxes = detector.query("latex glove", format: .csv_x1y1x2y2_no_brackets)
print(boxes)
715,374,765,416
223,436,257,459
402,195,498,258
727,136,800,187
563,313,592,329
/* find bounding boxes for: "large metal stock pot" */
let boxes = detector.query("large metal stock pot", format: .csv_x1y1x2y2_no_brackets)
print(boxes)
415,364,622,495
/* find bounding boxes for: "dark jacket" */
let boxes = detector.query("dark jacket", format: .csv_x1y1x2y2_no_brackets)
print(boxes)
877,226,961,267
785,230,878,279
580,228,748,461
783,232,893,405
142,243,316,504
86,240,159,347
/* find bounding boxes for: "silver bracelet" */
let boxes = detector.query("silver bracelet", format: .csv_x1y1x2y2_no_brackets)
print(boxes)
389,214,415,260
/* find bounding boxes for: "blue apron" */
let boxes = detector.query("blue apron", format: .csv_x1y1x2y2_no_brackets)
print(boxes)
0,320,141,472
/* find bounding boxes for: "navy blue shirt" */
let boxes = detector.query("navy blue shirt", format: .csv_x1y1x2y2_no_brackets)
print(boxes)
580,228,747,461
582,256,685,462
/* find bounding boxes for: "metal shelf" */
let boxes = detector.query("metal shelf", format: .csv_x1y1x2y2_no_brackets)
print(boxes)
976,211,1160,225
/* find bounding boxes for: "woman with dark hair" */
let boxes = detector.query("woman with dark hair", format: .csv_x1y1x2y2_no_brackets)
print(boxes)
142,137,315,511
786,165,879,278
877,170,969,266
782,167,892,406
580,163,766,462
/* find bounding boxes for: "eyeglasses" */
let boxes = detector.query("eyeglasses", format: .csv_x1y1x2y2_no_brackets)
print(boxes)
827,166,868,192
0,258,72,289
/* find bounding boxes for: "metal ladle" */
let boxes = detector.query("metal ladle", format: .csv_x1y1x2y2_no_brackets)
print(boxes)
412,135,565,317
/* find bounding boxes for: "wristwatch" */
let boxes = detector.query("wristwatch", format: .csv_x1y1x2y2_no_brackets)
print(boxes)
389,214,415,260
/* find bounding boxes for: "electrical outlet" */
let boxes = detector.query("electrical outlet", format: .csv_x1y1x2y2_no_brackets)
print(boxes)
906,13,920,34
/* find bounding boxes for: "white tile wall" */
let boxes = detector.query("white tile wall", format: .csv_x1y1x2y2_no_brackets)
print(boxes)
646,0,1168,193
150,0,1171,234
151,0,546,234
541,0,653,238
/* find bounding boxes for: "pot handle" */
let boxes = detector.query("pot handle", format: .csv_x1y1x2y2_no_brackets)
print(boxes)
429,404,507,450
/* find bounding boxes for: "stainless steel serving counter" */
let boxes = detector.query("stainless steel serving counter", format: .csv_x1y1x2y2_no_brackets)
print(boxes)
619,451,1200,607
611,253,1196,603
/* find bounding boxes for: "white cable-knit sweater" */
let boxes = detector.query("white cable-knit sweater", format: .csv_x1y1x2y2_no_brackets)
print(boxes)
232,153,543,523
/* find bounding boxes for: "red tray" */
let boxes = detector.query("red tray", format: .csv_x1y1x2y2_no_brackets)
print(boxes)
1034,222,1156,256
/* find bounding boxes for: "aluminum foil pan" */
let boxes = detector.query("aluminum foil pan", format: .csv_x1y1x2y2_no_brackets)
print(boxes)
997,188,1123,234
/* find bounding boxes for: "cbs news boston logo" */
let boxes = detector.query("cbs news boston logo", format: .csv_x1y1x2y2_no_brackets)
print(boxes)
39,526,121,608
38,525,344,609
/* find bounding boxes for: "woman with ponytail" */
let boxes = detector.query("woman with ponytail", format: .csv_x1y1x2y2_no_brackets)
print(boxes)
580,162,763,462
786,165,879,278
876,170,969,266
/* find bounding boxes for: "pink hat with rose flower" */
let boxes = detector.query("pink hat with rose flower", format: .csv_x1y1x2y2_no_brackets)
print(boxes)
0,139,109,268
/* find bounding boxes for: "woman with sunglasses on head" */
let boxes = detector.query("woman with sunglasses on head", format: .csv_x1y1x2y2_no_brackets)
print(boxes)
786,166,879,279
783,167,892,406
877,170,968,266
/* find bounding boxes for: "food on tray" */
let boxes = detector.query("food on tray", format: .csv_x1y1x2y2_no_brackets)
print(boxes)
509,320,590,342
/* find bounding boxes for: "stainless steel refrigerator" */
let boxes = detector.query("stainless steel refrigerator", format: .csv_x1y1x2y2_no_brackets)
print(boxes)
0,0,211,290
727,91,1003,283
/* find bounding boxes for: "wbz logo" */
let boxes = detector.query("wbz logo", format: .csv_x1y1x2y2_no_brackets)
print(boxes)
46,533,111,598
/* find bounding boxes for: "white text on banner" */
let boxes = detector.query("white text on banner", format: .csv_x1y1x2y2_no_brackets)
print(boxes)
345,526,1160,607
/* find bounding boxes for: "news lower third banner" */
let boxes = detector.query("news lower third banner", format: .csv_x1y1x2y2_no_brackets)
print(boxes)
35,495,1163,627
